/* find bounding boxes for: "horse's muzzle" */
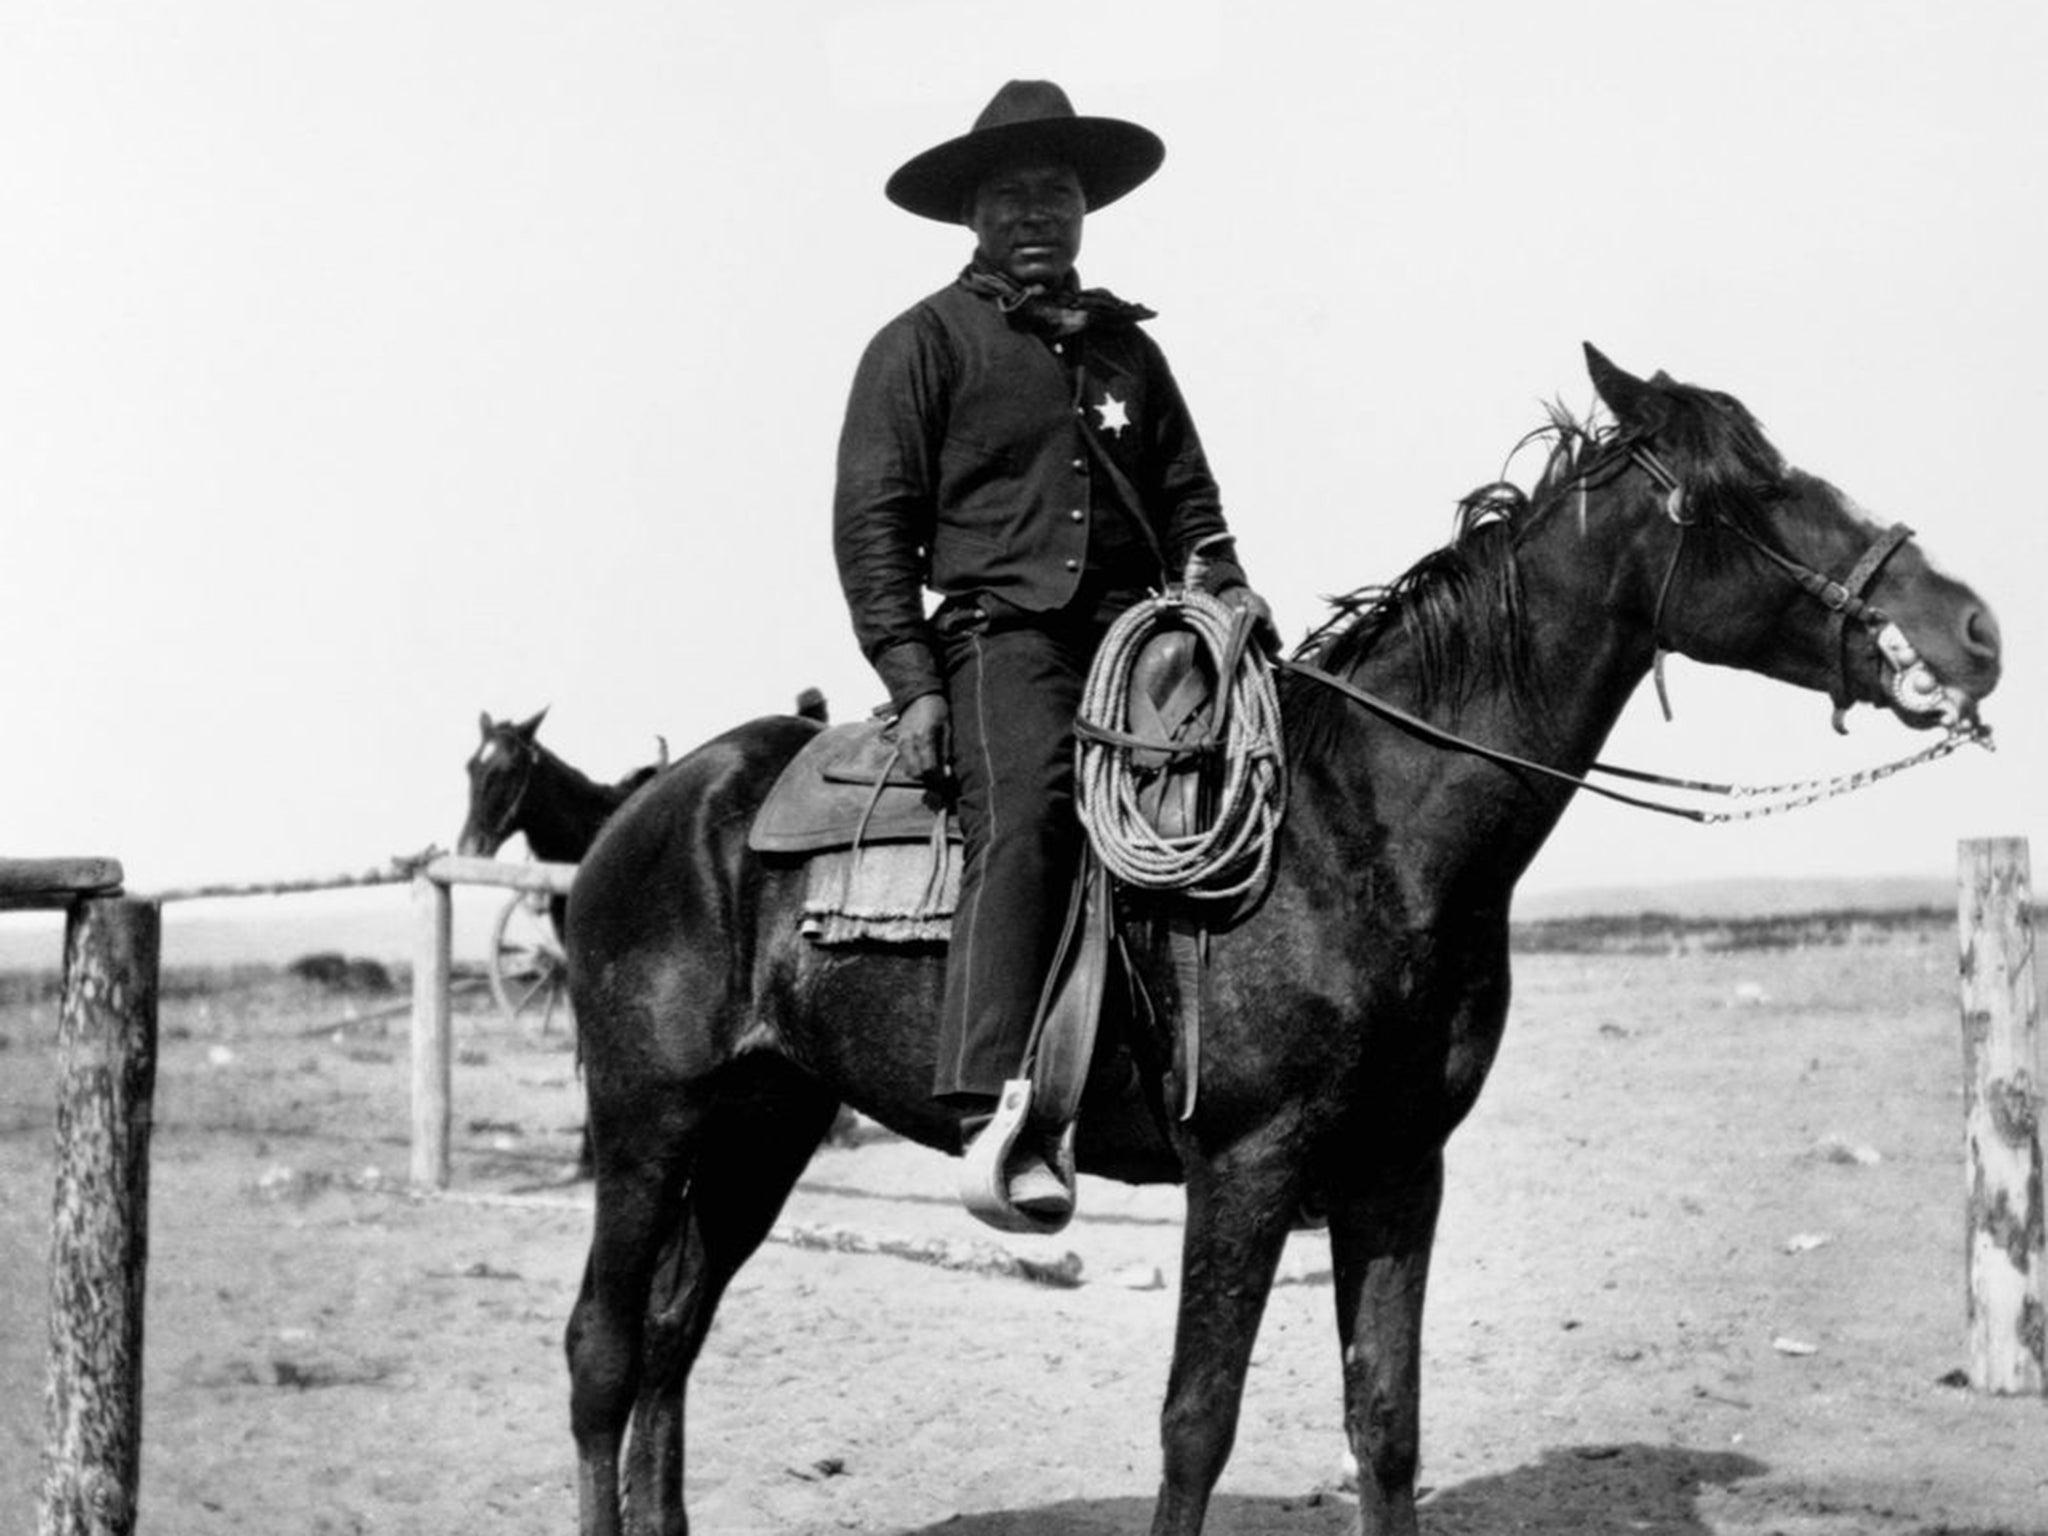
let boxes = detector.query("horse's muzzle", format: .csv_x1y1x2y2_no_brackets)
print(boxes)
1878,614,1998,732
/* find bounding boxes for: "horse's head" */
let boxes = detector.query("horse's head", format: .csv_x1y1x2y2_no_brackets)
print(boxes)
1581,344,2001,733
457,707,549,857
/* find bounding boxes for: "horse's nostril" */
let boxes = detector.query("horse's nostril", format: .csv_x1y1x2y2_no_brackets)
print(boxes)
1961,606,2002,660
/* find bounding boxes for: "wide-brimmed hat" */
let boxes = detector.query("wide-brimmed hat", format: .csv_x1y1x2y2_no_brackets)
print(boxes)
885,80,1165,224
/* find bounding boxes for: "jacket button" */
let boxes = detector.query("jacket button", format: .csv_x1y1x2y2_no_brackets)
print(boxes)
1068,508,1083,522
1071,457,1085,471
1064,557,1080,571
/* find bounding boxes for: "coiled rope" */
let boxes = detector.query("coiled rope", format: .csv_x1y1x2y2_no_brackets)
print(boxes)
1074,588,1287,901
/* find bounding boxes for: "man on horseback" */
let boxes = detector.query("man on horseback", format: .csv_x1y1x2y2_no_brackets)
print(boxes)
834,80,1272,1222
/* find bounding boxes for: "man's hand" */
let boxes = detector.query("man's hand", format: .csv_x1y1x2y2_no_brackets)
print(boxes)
894,692,952,786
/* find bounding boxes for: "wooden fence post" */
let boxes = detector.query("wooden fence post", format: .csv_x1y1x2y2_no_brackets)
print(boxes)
40,895,161,1536
410,873,453,1191
1957,837,2046,1395
404,856,577,1190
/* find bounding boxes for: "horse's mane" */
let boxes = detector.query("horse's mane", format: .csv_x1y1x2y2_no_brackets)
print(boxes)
1280,371,1787,757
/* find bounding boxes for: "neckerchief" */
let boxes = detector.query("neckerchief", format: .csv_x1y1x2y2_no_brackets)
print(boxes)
956,264,1156,338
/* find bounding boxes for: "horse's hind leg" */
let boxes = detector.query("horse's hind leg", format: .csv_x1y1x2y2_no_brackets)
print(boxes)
571,1060,842,1536
568,1103,693,1536
1149,1138,1304,1536
1325,1150,1443,1536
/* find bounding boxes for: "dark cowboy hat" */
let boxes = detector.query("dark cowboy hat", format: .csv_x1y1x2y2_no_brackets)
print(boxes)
885,80,1165,223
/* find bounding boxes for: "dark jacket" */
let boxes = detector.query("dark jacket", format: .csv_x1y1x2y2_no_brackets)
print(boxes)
834,278,1240,708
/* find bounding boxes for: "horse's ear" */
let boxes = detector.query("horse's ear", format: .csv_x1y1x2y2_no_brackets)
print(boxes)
1583,343,1662,432
655,735,670,769
478,711,495,740
516,706,549,740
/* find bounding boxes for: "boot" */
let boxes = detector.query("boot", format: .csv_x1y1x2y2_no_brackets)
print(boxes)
1002,1128,1073,1220
958,1108,1074,1222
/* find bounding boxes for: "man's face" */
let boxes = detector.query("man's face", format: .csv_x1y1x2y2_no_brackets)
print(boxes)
967,160,1085,288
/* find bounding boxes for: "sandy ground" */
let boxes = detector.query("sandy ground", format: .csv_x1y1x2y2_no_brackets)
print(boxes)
3,925,2045,1536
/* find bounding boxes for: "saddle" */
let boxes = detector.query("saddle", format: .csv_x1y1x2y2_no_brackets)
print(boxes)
747,633,1221,1235
749,720,958,855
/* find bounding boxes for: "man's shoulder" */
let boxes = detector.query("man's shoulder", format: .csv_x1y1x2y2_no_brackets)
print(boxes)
863,282,972,347
905,280,989,332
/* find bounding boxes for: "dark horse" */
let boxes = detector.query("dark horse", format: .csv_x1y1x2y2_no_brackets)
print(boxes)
562,348,2001,1536
458,708,671,872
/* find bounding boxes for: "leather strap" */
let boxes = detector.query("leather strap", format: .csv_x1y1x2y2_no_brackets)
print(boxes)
1823,522,1914,710
1167,915,1204,1120
1278,656,1727,820
1027,855,1114,1128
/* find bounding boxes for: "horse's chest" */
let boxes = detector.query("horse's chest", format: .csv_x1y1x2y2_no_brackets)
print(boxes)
1187,915,1510,1145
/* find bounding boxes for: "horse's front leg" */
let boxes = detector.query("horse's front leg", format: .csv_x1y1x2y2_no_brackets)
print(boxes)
1149,1137,1303,1536
1325,1149,1444,1536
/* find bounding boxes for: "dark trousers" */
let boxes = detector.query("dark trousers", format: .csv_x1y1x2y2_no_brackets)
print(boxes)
931,599,1109,1104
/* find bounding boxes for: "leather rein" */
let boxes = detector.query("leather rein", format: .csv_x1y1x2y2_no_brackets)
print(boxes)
1279,441,1988,824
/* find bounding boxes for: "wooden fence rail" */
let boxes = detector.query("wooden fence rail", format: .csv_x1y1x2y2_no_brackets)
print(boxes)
0,858,121,911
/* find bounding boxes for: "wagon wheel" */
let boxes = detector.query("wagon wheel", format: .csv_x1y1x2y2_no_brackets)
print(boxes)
489,888,569,1032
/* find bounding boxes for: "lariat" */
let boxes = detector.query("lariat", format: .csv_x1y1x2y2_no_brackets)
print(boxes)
1074,588,1286,900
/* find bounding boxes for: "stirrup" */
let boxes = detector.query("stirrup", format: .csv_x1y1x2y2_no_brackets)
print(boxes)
958,1078,1077,1235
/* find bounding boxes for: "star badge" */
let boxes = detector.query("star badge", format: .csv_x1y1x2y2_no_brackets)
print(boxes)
1093,392,1131,437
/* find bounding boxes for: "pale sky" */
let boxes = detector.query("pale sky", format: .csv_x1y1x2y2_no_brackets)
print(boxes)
3,0,2042,911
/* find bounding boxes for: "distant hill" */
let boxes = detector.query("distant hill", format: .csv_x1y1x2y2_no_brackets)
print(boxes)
1512,874,1954,922
1511,903,1952,956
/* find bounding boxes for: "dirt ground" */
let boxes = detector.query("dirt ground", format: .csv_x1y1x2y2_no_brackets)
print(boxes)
3,924,2045,1536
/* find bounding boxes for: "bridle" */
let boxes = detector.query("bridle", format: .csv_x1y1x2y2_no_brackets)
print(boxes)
1595,437,1929,733
469,732,538,848
1279,437,1991,824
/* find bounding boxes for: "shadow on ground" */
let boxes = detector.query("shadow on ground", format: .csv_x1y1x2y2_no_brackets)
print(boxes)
901,1443,1765,1534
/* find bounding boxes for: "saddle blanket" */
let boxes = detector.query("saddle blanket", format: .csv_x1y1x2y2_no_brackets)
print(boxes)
799,837,958,946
